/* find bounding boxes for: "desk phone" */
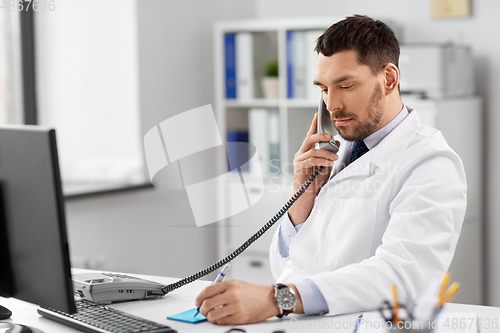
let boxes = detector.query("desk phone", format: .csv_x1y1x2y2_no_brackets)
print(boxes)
72,273,165,304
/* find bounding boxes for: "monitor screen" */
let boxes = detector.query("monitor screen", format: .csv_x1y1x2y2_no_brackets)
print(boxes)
0,125,75,314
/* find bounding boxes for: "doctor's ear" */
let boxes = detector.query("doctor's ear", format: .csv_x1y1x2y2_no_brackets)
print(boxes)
381,63,399,95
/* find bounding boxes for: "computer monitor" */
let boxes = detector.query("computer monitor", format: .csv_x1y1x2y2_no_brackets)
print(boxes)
0,125,76,314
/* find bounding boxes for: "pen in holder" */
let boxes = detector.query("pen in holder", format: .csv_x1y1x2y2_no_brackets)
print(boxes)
380,275,460,333
379,301,429,333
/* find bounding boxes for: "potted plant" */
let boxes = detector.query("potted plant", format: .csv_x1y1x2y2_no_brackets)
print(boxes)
261,58,279,99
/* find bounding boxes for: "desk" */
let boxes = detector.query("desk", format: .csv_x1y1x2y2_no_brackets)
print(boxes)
1,269,499,333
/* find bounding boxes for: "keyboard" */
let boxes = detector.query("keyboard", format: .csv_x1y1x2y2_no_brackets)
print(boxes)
37,299,176,333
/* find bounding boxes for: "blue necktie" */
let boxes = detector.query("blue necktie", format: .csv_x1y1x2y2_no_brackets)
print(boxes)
349,140,369,164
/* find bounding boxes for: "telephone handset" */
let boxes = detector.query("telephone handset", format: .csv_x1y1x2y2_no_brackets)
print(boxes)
161,99,331,295
316,98,339,154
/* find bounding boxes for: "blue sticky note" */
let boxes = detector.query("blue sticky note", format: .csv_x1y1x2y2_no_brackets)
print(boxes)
167,308,207,324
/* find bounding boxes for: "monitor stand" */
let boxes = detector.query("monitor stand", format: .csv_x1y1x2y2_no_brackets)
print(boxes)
0,304,11,319
0,322,44,333
1,303,44,333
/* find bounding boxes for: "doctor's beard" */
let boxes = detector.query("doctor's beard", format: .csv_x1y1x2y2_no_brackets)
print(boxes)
332,83,385,142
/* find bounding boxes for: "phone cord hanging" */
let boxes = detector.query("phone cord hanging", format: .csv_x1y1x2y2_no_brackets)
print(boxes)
161,166,325,294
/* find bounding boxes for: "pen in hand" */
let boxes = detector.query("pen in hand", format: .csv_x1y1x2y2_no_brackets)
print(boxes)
193,263,231,318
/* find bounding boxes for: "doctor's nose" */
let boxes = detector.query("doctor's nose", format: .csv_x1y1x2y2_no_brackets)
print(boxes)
325,93,342,113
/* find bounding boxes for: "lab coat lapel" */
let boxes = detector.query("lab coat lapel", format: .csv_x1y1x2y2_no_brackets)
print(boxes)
370,106,421,169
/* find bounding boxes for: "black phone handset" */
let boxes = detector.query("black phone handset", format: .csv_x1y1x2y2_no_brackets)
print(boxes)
161,97,336,295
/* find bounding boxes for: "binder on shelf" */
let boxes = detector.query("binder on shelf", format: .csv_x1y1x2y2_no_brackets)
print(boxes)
286,31,294,98
226,131,249,172
235,32,254,100
305,30,324,100
268,108,280,175
248,108,269,176
248,109,280,176
287,30,314,99
292,31,306,99
225,33,236,99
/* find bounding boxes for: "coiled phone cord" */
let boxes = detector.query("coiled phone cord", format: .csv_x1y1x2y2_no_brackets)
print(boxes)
161,166,325,295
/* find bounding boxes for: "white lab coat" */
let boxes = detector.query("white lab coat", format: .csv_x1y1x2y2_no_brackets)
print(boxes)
269,107,467,315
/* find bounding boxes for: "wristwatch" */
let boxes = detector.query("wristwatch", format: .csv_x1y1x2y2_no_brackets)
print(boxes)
273,283,296,318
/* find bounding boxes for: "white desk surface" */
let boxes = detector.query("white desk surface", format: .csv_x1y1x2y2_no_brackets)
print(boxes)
1,269,499,333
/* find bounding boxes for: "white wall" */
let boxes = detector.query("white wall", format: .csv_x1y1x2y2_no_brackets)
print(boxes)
0,11,9,124
35,0,144,183
63,0,257,280
255,0,498,305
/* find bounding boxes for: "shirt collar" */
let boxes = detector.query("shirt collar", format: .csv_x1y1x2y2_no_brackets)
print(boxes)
362,104,410,150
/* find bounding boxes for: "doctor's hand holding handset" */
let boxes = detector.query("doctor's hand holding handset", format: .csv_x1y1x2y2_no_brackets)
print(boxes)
288,96,340,226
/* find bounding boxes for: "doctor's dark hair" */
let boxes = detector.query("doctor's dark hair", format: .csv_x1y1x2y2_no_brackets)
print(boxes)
315,15,400,74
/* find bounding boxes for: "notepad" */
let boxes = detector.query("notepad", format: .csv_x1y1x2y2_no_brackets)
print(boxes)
167,308,207,324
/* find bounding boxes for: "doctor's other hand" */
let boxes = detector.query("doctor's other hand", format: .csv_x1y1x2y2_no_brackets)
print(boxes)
195,280,303,325
289,113,339,225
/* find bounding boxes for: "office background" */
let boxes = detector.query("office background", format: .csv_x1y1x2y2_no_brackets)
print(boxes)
1,0,498,307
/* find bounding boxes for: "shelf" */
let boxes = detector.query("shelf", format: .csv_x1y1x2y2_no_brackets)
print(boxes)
224,99,280,108
214,16,341,33
224,99,321,109
285,99,320,108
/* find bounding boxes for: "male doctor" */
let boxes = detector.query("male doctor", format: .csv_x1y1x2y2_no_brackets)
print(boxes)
195,15,467,325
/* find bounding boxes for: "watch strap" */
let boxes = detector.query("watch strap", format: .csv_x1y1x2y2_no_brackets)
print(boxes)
280,308,293,318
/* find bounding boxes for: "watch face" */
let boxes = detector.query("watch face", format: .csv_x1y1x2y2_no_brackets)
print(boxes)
276,289,296,309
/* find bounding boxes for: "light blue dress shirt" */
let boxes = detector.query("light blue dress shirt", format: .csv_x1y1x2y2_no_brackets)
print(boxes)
277,104,409,315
